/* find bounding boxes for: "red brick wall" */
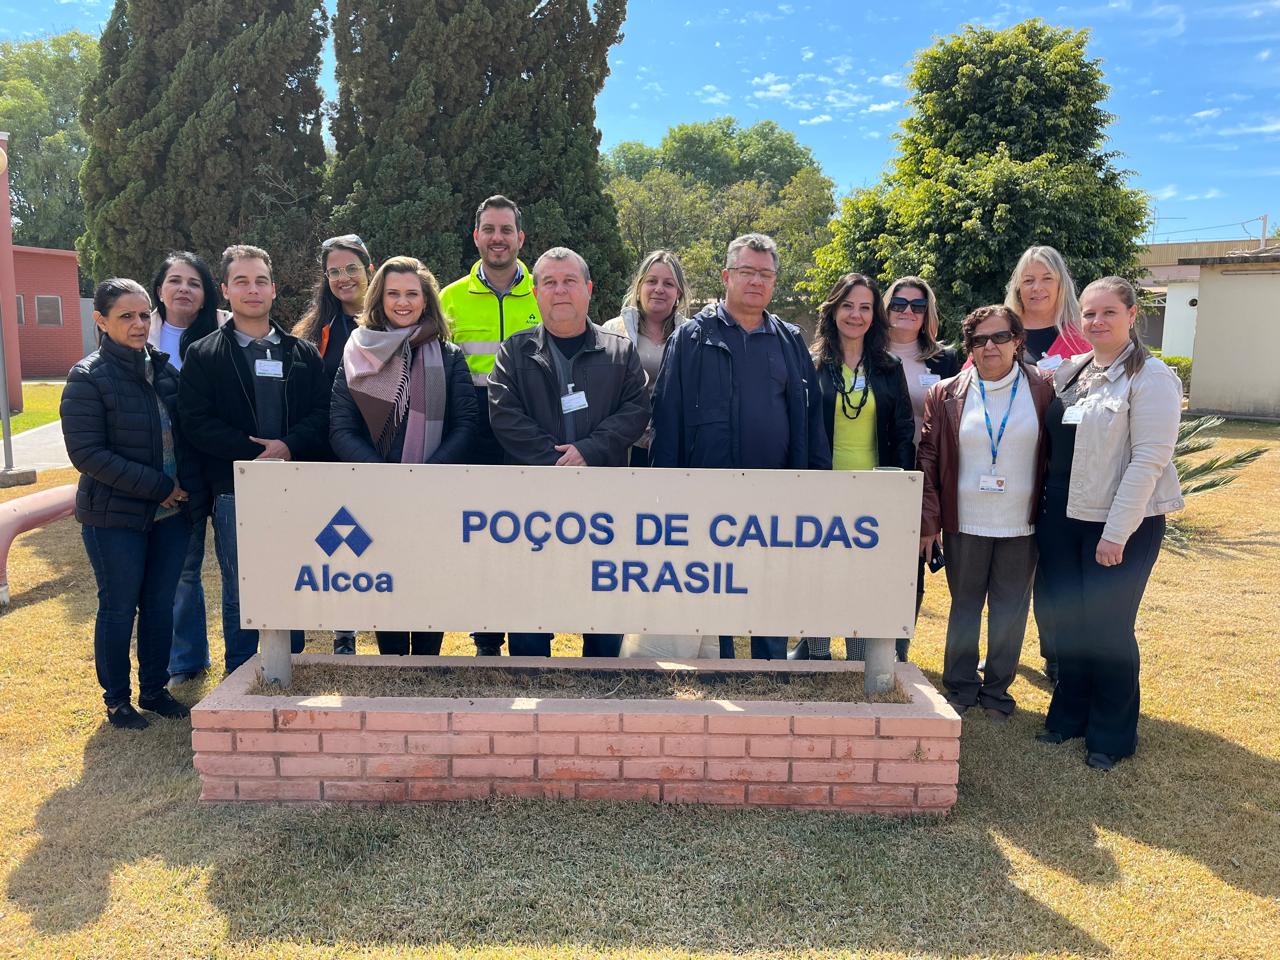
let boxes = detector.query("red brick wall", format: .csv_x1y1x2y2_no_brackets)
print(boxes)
13,247,85,378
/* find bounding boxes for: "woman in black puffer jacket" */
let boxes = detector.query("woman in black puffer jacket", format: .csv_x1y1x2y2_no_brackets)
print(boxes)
61,279,208,730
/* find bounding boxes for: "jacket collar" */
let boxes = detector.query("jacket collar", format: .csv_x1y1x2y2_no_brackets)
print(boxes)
1054,341,1134,391
100,335,167,379
219,317,295,348
529,319,603,358
466,259,535,297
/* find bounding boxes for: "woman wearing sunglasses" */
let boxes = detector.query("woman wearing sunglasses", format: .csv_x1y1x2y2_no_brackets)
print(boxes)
917,305,1052,722
295,234,375,655
791,273,914,661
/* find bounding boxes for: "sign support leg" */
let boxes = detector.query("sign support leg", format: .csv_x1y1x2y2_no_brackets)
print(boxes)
864,637,895,695
259,629,292,686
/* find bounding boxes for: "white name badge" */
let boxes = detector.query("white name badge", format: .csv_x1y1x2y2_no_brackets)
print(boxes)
978,474,1007,493
561,391,589,414
1061,402,1087,425
1036,354,1064,371
919,373,942,388
254,358,284,379
853,375,867,391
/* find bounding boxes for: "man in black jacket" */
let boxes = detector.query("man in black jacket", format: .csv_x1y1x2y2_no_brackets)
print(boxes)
488,246,649,657
178,245,330,673
649,233,829,660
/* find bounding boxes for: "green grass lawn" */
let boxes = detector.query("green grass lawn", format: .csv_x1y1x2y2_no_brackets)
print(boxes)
6,382,65,435
1,426,1278,959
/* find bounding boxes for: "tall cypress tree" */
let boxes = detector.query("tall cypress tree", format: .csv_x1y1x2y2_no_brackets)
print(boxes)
330,0,629,311
79,0,327,319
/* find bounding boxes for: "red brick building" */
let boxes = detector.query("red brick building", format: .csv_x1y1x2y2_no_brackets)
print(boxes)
13,245,88,378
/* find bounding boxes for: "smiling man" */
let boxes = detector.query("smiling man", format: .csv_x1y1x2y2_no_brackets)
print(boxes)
178,245,330,674
649,233,830,660
486,247,650,659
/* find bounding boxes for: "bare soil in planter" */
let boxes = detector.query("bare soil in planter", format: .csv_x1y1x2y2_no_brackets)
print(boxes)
249,663,907,703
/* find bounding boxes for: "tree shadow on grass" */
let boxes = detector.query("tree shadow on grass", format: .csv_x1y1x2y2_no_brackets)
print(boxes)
10,699,1278,957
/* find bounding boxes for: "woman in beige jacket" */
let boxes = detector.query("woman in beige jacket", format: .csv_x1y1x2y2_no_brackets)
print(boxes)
1034,277,1184,771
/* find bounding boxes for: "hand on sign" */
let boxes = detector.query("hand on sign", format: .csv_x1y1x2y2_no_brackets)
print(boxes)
554,444,586,467
251,437,293,461
1095,538,1125,567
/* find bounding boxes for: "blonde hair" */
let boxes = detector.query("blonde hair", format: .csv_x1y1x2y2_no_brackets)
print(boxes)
884,276,945,361
1080,275,1148,378
360,256,448,340
623,249,689,339
1004,245,1082,336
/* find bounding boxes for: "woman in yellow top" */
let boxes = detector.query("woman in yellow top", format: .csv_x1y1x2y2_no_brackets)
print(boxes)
792,273,915,660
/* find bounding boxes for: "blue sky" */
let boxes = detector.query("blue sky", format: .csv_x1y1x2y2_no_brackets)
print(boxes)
6,0,1278,243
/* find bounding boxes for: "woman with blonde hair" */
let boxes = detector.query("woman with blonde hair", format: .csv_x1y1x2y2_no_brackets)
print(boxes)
329,257,479,655
1034,277,1182,770
602,249,690,467
1004,245,1090,372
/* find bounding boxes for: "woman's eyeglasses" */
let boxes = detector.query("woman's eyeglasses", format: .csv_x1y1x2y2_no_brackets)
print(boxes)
325,263,366,280
888,297,928,315
970,331,1016,348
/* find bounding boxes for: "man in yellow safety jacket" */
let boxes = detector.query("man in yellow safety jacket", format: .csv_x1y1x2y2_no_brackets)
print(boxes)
440,194,546,657
439,194,541,467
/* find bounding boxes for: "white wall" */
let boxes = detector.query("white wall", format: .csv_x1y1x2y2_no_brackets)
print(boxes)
1190,266,1280,418
1161,281,1198,358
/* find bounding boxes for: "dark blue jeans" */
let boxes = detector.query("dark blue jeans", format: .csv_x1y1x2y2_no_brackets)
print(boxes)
168,516,211,675
81,515,191,708
212,495,304,673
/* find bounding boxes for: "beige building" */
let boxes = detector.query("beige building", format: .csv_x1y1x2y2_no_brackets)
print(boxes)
1179,247,1280,419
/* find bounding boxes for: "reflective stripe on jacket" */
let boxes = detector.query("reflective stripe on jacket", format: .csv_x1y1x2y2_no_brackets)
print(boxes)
439,260,541,387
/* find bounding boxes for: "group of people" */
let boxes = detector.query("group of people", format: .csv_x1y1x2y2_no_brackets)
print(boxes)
63,193,1182,772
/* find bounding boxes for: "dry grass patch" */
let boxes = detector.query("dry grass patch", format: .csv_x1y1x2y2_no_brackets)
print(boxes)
247,661,907,703
1,424,1278,960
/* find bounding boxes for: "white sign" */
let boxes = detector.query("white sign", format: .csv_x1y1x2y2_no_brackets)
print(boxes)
234,462,923,637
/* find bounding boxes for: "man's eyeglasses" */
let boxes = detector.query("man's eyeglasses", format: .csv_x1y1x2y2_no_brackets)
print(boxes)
970,330,1017,348
325,263,366,281
730,267,778,283
888,297,928,315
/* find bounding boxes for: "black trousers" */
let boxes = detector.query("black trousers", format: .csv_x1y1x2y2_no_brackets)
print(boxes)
1032,565,1057,665
718,636,788,659
1037,491,1164,758
940,530,1037,714
376,631,443,656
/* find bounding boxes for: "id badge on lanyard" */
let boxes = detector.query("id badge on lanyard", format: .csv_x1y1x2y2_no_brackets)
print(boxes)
977,371,1020,493
561,382,589,415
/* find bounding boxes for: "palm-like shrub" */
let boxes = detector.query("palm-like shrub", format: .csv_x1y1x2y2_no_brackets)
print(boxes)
1167,416,1267,543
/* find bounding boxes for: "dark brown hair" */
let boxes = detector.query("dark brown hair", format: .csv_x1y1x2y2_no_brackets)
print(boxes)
294,236,374,347
810,273,894,372
961,304,1026,365
360,256,449,341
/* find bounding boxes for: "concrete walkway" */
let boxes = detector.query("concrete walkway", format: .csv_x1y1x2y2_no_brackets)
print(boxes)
7,421,71,471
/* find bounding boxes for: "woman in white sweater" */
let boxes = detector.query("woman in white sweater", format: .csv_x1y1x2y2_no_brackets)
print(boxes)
918,305,1054,721
1035,277,1183,771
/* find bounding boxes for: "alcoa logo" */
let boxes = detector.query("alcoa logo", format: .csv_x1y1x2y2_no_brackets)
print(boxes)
294,507,394,593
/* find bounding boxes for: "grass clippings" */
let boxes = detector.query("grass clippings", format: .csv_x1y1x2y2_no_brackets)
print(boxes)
246,662,908,703
2,418,1279,960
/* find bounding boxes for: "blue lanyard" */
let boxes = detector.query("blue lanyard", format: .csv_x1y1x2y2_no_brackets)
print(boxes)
978,370,1021,468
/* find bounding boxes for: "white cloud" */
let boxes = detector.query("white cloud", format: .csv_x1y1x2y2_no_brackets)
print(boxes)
695,84,731,105
874,73,903,86
799,114,834,125
752,82,793,100
642,81,664,95
1153,184,1179,200
800,46,814,61
778,2,795,12
827,55,855,75
864,100,900,113
825,88,873,109
751,72,784,86
1183,187,1226,200
1192,107,1223,120
1218,117,1280,135
1259,48,1273,60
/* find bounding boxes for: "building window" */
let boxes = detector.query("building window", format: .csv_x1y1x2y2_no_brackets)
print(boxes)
14,296,23,325
36,295,63,326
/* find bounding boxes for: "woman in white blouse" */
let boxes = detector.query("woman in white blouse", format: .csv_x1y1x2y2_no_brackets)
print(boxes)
918,305,1053,722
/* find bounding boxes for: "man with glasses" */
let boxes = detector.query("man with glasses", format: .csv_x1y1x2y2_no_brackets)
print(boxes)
650,233,829,660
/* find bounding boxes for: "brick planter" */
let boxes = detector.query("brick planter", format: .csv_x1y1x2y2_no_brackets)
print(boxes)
191,655,961,814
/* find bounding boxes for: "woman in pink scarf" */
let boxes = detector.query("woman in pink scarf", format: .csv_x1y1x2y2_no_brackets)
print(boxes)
329,256,478,654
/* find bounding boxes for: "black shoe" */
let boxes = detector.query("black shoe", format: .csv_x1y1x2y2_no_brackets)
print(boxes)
1043,659,1058,684
475,643,502,657
1036,729,1068,744
139,689,191,720
945,698,971,716
983,707,1011,725
1086,751,1117,772
107,703,149,730
787,640,811,660
333,632,356,655
166,671,197,690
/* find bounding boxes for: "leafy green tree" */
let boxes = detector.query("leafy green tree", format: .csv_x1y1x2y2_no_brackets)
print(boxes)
807,19,1149,334
78,1,328,319
330,0,629,310
601,140,660,181
0,31,98,252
